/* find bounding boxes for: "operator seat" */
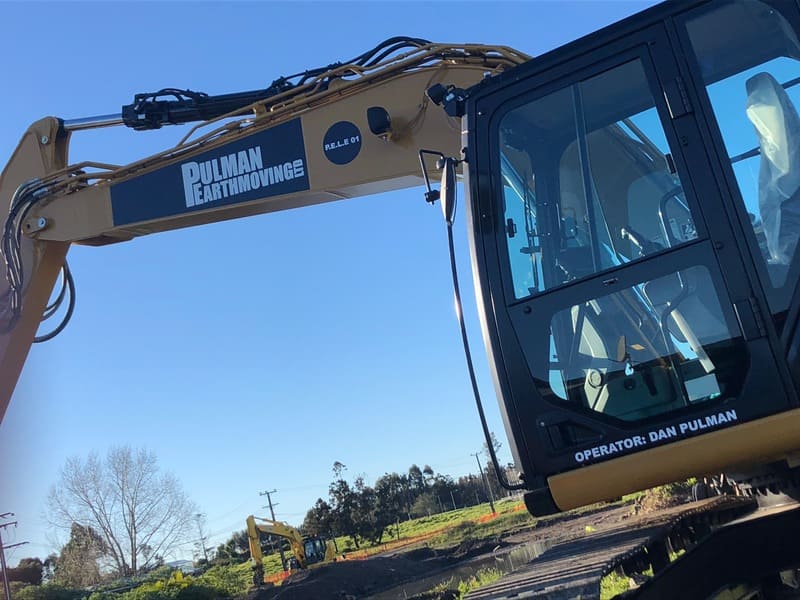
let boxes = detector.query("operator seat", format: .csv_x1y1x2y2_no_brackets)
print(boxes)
746,72,800,267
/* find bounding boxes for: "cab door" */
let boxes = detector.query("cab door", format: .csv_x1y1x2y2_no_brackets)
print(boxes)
467,18,793,486
675,0,800,363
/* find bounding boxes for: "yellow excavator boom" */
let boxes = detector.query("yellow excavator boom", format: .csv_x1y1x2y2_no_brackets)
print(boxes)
0,42,529,423
246,513,336,584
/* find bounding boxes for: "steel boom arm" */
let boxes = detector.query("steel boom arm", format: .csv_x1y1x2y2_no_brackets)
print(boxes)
246,515,306,568
0,43,528,422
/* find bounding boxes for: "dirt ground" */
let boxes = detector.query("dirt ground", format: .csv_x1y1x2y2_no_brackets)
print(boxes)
246,502,645,600
247,553,455,600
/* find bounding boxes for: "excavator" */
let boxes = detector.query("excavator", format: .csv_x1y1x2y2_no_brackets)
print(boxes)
4,0,800,597
245,515,336,584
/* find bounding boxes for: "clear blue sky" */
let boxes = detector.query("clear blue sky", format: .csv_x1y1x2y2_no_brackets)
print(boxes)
0,0,656,564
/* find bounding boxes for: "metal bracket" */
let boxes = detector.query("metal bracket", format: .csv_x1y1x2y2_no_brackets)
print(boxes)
22,217,48,235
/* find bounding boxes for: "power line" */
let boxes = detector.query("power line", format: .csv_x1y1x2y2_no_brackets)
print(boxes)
202,501,252,527
274,483,329,492
207,520,246,539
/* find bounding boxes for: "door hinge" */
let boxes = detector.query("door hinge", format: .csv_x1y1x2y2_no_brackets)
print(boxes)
734,297,767,341
664,76,693,119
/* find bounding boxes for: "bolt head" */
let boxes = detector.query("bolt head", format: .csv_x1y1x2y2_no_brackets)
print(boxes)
40,135,49,144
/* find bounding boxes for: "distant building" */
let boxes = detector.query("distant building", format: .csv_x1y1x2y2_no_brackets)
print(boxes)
165,559,196,574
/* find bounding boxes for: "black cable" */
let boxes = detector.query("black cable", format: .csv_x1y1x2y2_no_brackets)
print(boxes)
4,182,43,295
34,262,75,343
41,264,68,321
350,36,430,67
124,38,438,130
1,179,71,338
289,37,432,85
444,195,526,492
360,38,431,67
1,184,38,331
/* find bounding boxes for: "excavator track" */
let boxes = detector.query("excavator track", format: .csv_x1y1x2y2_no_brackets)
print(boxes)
466,497,758,600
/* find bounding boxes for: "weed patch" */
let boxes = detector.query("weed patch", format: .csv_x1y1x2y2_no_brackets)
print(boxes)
600,570,631,600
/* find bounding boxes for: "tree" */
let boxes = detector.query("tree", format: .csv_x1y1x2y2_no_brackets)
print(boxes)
193,513,213,565
410,492,439,518
422,465,434,486
327,462,359,548
483,432,503,462
457,474,487,506
302,499,333,538
47,446,197,577
43,553,58,583
6,557,43,585
484,462,505,500
482,432,506,499
53,523,107,588
407,465,425,494
373,472,406,531
352,477,382,545
214,530,250,565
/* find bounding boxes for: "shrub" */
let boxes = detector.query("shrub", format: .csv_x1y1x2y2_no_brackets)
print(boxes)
197,564,252,597
86,592,120,600
12,584,83,600
118,578,192,600
141,566,174,583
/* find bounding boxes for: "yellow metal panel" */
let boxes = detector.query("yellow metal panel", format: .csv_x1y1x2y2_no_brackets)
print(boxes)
549,409,800,510
0,118,70,421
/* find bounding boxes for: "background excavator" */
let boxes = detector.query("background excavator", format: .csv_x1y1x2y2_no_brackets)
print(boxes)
5,0,800,597
245,515,336,585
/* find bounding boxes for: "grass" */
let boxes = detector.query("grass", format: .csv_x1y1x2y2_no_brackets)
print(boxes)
600,570,631,599
387,497,525,542
598,518,690,598
457,567,504,596
257,497,532,579
418,567,504,599
427,506,534,549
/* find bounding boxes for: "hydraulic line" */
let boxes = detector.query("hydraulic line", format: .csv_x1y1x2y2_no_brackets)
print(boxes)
421,150,526,492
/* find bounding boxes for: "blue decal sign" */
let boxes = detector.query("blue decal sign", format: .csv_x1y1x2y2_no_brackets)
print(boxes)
111,118,309,226
322,121,361,165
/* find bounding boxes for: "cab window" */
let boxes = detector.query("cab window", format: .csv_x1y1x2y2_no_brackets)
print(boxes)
684,0,800,312
500,59,697,299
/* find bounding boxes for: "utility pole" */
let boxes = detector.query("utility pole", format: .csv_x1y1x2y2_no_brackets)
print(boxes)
193,513,209,563
0,513,27,600
259,489,287,572
472,452,497,514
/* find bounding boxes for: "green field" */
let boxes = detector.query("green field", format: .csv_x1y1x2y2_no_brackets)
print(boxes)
259,496,532,578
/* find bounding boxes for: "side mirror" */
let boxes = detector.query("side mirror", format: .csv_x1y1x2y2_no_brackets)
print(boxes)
617,335,636,376
367,106,392,140
616,335,628,363
439,156,457,226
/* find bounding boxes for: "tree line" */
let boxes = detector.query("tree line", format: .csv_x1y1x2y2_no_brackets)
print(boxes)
212,452,515,565
298,458,511,550
5,441,516,593
3,446,198,594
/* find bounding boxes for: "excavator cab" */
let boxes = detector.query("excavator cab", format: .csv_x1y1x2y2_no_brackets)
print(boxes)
302,536,330,566
7,4,800,595
464,0,800,514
